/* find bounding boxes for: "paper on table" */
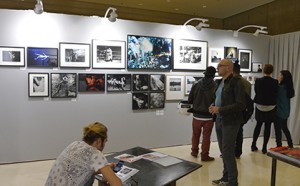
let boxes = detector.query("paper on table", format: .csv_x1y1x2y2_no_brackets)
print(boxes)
140,152,168,161
114,153,142,163
152,156,183,167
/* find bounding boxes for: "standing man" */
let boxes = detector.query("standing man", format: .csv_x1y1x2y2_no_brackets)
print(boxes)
209,59,245,186
188,66,217,161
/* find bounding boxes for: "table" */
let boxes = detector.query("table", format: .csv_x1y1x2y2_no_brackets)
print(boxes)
267,149,300,186
96,146,202,186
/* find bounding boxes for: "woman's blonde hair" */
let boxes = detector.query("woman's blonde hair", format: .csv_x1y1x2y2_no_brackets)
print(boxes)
82,122,107,145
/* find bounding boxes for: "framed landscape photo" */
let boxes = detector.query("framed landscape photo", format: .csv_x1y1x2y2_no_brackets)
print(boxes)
208,48,224,68
166,75,184,100
127,35,172,70
51,73,77,98
238,49,252,72
92,40,125,69
132,92,149,110
28,73,49,97
149,74,165,91
149,92,165,109
0,46,25,67
106,74,132,92
185,75,203,95
78,73,105,92
173,39,207,71
59,42,90,68
27,47,58,67
132,74,149,91
252,62,263,73
224,47,238,62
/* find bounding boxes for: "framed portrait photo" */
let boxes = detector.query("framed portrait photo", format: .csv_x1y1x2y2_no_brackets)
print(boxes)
78,73,105,92
0,46,25,67
92,40,125,69
132,92,149,110
224,47,238,62
252,62,263,73
238,49,252,72
173,39,208,71
28,73,49,97
208,48,224,68
127,35,172,70
132,74,149,91
149,74,165,91
27,47,58,67
51,73,77,98
59,42,90,68
166,75,184,100
106,74,132,92
185,75,203,95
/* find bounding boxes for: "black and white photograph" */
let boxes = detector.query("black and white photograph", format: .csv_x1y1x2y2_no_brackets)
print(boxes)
106,74,132,92
27,47,58,67
238,49,252,72
59,42,90,68
149,92,165,109
51,73,77,98
92,40,125,69
132,92,149,110
78,73,105,92
0,46,25,67
132,74,149,91
149,74,165,91
224,46,238,62
166,75,184,100
252,62,263,73
208,48,224,68
174,39,208,70
185,75,203,95
28,73,49,97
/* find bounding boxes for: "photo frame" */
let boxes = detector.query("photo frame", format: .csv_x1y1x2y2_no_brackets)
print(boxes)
59,42,90,68
78,73,105,92
51,73,77,98
28,73,49,97
185,75,203,95
166,75,184,100
173,39,208,70
149,92,165,109
252,62,263,73
208,48,224,68
149,74,165,91
92,40,125,69
106,74,132,92
27,47,58,67
132,74,149,91
224,47,238,62
127,35,172,70
238,49,252,72
132,92,149,110
0,46,25,67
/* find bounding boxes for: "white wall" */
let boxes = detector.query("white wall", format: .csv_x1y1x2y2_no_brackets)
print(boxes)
0,9,270,163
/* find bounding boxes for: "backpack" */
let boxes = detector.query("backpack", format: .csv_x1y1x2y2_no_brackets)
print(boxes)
243,93,254,124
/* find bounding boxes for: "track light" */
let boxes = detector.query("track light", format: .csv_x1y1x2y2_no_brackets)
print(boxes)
104,7,118,22
34,0,43,14
233,25,268,37
183,18,210,31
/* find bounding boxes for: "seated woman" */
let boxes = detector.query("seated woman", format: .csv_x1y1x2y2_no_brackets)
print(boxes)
45,122,122,186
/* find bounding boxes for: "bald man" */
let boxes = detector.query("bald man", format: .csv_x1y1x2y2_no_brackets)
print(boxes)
209,59,246,186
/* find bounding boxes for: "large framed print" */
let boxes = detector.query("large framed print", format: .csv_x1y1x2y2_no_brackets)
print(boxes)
185,75,203,95
149,92,165,109
149,74,165,91
51,73,77,98
132,74,149,91
224,47,238,62
208,48,224,68
27,47,58,67
252,62,263,73
166,75,184,100
132,92,149,110
28,73,49,97
59,42,90,68
127,35,172,70
106,74,132,92
0,46,25,67
238,49,252,72
92,40,125,69
173,39,207,70
78,73,105,92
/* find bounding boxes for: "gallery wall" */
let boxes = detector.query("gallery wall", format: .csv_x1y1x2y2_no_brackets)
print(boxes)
0,9,270,163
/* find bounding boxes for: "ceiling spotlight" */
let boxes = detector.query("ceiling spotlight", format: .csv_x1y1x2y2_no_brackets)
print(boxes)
104,7,118,22
233,25,268,37
183,18,210,31
34,0,43,14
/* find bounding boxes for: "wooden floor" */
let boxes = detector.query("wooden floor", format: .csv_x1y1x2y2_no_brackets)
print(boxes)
0,137,299,186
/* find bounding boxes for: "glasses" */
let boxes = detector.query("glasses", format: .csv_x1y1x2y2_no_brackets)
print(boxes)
217,64,229,68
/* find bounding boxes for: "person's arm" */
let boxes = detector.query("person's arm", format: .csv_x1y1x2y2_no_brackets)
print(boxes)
97,165,122,186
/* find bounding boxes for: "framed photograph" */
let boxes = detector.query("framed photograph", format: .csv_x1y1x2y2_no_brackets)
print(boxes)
132,92,149,110
0,46,25,67
173,39,208,70
132,74,149,91
27,47,58,67
238,49,252,72
208,48,224,68
185,75,203,95
59,42,90,68
51,73,77,98
127,35,172,70
92,40,125,69
149,74,165,91
78,73,105,92
224,47,238,62
149,92,165,109
28,73,49,97
166,75,184,100
252,62,263,73
106,74,132,92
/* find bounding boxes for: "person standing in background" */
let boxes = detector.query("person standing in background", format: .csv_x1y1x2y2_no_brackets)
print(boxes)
274,70,295,148
188,66,217,161
251,64,278,154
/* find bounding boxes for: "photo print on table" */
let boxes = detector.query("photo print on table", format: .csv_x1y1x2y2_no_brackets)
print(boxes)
27,47,58,67
78,73,105,92
106,74,132,92
51,73,77,98
132,92,149,110
149,92,165,109
132,74,149,91
149,74,165,91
